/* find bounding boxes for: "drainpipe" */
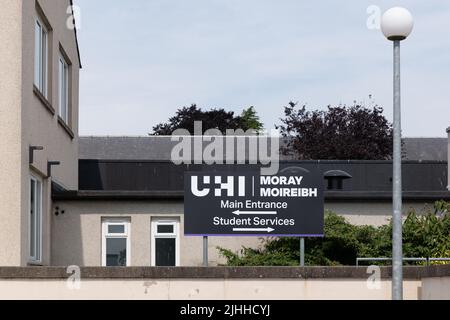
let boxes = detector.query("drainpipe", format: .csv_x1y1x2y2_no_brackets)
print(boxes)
447,127,450,190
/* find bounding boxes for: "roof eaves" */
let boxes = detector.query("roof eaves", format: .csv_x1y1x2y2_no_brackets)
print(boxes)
69,0,82,68
52,190,185,201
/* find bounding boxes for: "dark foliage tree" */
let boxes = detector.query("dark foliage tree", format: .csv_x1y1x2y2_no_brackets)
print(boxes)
277,102,393,160
151,104,264,135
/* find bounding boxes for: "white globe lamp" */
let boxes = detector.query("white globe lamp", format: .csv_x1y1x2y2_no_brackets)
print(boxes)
381,7,414,41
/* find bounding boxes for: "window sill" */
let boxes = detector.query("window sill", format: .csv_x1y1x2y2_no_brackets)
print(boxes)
33,85,55,115
58,116,75,140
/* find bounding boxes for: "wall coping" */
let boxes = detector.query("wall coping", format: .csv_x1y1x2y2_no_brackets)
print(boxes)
0,266,449,280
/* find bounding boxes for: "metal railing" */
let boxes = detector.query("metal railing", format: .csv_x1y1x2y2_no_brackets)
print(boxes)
356,257,450,267
429,258,450,264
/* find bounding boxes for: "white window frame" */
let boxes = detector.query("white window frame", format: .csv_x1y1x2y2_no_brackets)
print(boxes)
151,219,180,267
58,53,69,123
29,175,43,264
34,15,48,97
101,219,131,267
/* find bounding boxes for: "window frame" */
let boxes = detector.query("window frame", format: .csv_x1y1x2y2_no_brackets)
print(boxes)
151,219,180,267
34,15,48,98
29,175,43,264
101,219,131,267
58,53,69,124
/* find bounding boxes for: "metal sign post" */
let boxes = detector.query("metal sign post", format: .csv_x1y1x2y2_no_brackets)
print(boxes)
203,236,208,267
300,237,305,267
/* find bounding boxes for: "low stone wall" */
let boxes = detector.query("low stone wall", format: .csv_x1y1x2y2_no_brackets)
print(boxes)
0,266,448,300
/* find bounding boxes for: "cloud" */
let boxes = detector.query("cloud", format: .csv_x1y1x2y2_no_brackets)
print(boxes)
75,0,450,137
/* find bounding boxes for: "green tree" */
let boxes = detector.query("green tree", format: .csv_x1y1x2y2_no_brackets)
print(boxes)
240,106,264,133
151,104,263,135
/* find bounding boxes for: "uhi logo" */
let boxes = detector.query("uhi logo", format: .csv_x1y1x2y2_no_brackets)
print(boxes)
191,176,246,198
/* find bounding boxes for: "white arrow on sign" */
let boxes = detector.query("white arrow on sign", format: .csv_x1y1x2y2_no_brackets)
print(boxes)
233,227,275,233
232,210,277,216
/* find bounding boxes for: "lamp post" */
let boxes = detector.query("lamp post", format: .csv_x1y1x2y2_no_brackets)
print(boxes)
380,7,414,301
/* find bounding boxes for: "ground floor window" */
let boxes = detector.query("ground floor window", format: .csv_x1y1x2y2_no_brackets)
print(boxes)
102,219,130,266
151,219,180,266
29,175,42,263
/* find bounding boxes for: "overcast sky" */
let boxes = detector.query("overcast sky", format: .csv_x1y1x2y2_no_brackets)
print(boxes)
73,0,450,137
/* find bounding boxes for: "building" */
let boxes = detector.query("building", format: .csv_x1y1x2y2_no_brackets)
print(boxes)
0,0,81,266
0,0,449,269
50,137,450,267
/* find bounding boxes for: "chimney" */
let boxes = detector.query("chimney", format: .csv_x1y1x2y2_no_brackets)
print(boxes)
447,127,450,190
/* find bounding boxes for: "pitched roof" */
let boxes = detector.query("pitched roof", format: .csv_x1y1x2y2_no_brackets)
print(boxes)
79,136,448,162
80,136,179,161
403,138,447,161
79,136,297,161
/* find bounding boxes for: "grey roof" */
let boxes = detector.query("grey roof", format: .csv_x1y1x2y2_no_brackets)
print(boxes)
79,136,296,161
79,136,177,161
403,138,447,161
79,136,448,162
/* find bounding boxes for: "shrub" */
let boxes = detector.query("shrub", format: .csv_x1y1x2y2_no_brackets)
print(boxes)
218,202,450,266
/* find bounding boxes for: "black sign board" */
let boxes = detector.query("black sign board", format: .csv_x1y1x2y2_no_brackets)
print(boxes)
184,169,324,237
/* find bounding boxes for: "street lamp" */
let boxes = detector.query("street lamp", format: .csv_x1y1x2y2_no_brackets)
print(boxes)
380,7,414,301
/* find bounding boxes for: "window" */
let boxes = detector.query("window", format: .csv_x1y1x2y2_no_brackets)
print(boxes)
29,176,42,263
151,220,180,267
102,219,130,267
34,16,48,97
58,54,69,123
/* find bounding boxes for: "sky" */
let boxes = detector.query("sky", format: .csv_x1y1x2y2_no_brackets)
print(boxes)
73,0,450,137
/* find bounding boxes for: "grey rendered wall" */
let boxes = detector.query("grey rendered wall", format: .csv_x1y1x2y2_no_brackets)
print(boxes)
51,201,264,267
0,0,23,266
51,200,432,267
19,0,80,266
326,201,432,226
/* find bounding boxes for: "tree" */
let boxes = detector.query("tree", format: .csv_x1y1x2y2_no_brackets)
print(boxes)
277,102,393,160
151,105,264,135
241,106,264,133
